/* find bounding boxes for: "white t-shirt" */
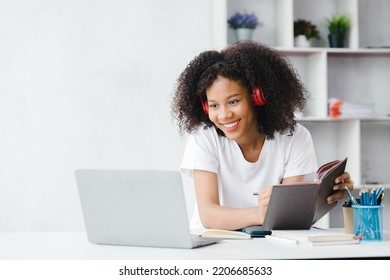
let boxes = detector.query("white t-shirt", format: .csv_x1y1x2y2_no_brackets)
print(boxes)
180,123,318,229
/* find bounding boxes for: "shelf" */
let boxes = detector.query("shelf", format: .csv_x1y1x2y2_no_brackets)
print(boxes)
216,0,390,189
354,184,389,190
326,48,390,56
276,47,390,56
221,0,390,49
298,117,390,122
360,118,390,123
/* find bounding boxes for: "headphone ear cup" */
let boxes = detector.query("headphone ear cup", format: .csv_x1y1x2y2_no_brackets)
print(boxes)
252,87,266,106
202,100,209,115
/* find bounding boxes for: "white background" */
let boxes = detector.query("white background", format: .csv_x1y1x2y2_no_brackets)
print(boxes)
0,0,211,232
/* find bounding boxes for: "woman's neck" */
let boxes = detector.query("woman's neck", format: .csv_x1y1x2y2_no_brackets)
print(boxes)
237,132,266,163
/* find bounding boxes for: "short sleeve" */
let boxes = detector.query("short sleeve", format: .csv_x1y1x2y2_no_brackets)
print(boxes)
283,124,318,178
180,126,220,177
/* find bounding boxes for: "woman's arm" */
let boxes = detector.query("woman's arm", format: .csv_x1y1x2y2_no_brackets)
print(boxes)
281,175,305,184
194,171,306,230
256,175,306,225
194,169,261,230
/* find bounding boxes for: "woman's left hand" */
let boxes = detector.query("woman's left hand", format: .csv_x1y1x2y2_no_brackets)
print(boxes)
326,171,354,204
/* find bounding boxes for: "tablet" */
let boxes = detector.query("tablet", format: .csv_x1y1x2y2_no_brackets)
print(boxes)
261,183,320,230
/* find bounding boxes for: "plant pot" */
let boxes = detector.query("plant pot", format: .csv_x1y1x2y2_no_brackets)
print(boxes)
234,28,253,41
328,34,346,48
294,35,311,47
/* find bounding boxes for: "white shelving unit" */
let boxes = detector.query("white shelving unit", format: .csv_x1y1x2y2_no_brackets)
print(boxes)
212,0,390,188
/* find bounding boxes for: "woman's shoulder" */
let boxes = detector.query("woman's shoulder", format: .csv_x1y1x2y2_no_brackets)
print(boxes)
189,124,228,148
273,123,311,140
191,123,219,138
294,123,311,136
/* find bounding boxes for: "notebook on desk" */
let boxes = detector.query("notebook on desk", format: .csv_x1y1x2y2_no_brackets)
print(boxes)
75,169,221,249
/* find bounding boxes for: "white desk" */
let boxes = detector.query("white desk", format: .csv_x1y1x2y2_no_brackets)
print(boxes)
0,230,389,260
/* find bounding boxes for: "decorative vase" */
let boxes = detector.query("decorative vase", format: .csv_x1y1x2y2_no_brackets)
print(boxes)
234,28,253,41
328,34,346,48
294,35,311,47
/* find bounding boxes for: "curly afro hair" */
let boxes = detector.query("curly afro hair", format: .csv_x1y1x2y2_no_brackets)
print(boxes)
171,41,307,139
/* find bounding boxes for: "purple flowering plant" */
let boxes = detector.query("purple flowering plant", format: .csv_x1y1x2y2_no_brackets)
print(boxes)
227,12,262,29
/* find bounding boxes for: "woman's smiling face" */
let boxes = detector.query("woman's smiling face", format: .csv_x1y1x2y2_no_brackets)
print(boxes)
205,76,259,144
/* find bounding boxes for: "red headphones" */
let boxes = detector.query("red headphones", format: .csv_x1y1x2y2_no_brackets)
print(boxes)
202,86,266,115
252,86,266,107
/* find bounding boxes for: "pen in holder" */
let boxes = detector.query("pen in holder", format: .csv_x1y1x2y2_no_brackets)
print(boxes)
352,205,384,242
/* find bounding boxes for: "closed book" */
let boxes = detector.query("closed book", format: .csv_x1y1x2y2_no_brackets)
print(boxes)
265,234,359,246
197,229,251,239
299,239,359,246
271,228,355,242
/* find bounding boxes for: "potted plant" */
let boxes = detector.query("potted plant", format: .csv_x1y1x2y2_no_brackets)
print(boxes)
227,12,263,41
293,19,320,47
326,15,350,48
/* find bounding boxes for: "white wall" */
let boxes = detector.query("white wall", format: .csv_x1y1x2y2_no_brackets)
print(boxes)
0,0,213,231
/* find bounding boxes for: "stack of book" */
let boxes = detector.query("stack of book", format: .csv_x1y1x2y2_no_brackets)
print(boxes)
266,228,359,246
339,102,375,118
328,98,375,118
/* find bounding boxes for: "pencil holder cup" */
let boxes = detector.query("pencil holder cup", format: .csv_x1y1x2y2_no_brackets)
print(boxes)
342,203,354,234
352,205,384,242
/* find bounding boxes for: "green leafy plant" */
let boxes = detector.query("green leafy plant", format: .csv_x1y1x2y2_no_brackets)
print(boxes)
294,19,321,40
326,15,350,36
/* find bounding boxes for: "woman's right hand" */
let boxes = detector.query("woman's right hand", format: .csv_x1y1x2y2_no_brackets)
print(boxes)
256,186,273,224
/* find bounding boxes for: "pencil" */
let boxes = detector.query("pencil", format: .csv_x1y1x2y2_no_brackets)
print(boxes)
345,187,358,205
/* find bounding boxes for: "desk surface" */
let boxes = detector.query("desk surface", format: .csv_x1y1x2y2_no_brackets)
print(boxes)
1,230,389,260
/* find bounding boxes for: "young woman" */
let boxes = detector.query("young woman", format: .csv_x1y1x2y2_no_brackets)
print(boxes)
171,42,353,230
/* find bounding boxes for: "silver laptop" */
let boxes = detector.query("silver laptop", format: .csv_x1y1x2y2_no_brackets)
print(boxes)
75,169,220,249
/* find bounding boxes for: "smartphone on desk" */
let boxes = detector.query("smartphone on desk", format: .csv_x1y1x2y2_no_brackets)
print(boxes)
240,226,271,238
